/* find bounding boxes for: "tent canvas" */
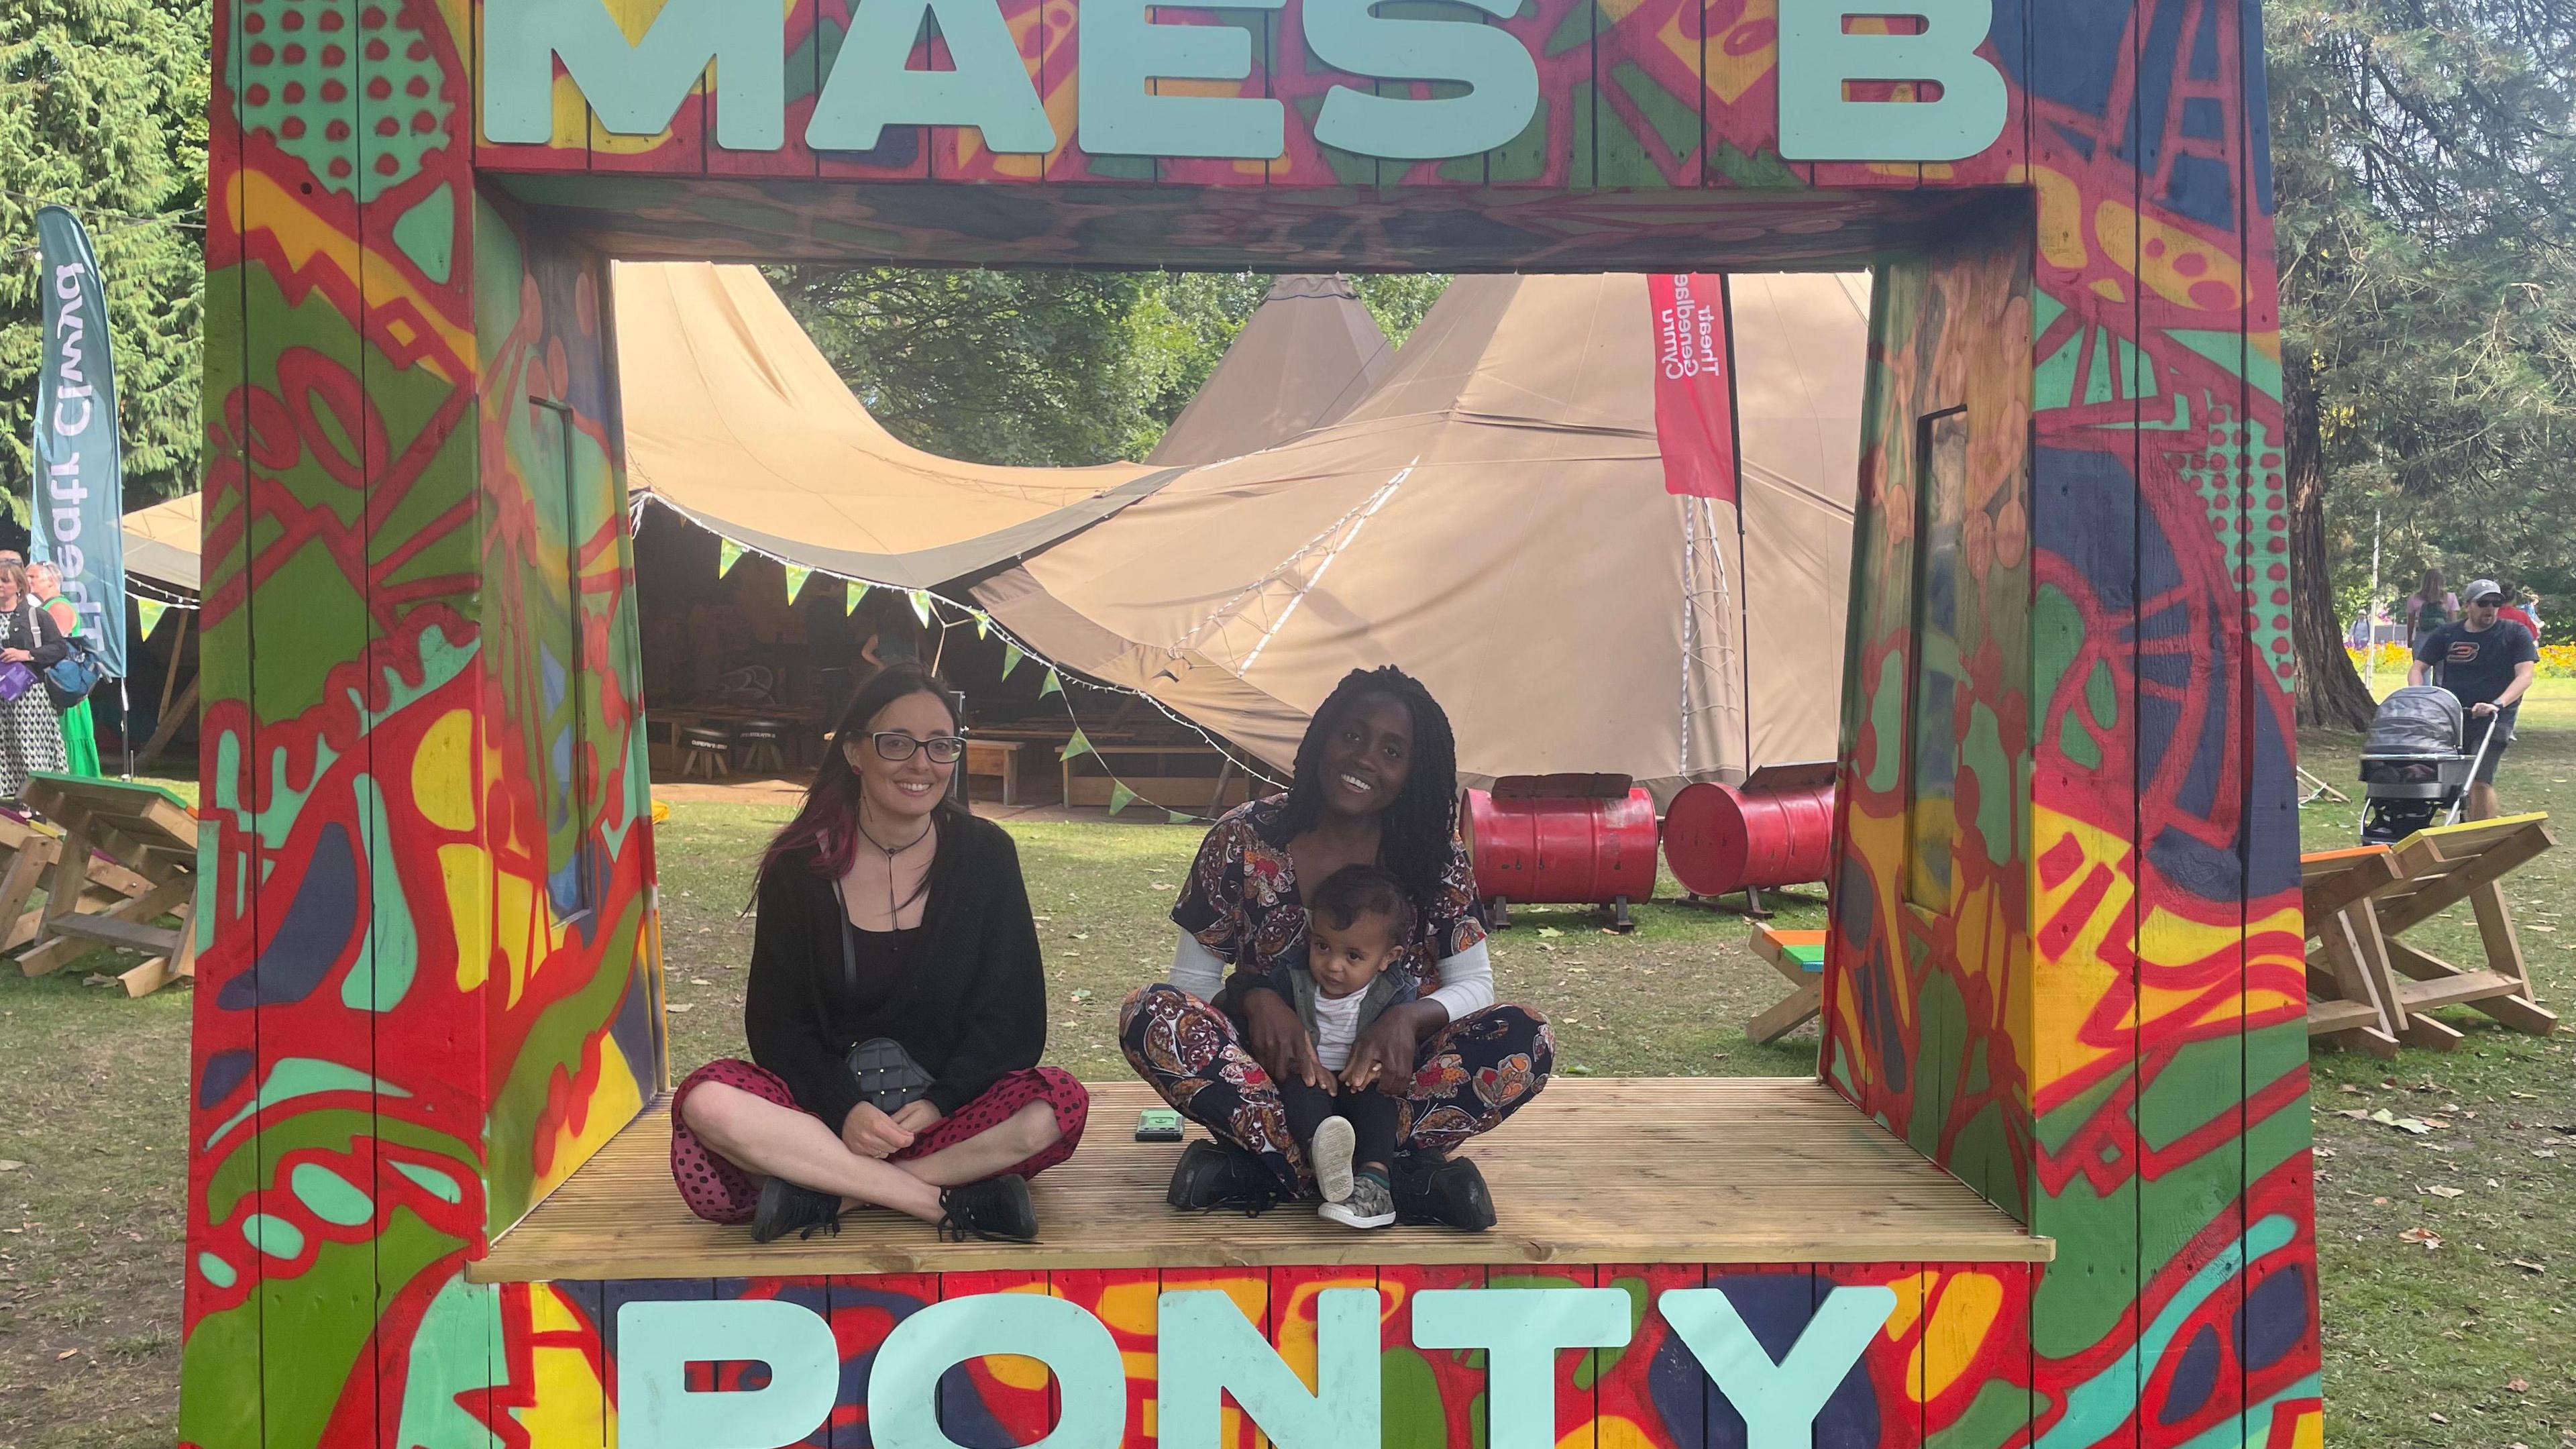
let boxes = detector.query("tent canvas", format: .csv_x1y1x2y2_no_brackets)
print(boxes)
977,271,1868,802
1146,275,1394,468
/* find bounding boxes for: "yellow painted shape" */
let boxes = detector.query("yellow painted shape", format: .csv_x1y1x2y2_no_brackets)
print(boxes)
2090,278,2128,303
1882,1269,1929,1340
2094,197,2243,312
415,709,478,832
532,1035,647,1204
2025,164,2088,271
2288,1406,2325,1449
1095,1280,1159,1335
1585,1416,1664,1449
1915,1271,2002,1401
231,174,474,376
974,1280,1058,1391
440,842,493,991
523,1286,611,1448
1705,0,1776,106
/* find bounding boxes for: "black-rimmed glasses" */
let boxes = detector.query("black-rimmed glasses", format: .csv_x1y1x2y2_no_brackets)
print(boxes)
868,731,966,764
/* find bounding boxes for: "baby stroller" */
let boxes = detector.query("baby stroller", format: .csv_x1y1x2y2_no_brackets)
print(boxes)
2357,685,2495,844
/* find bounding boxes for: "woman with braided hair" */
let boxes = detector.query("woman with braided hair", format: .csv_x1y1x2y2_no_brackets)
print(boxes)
1120,666,1553,1228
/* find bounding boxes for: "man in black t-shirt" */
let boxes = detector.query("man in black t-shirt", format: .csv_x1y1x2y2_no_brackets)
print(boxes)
2409,578,2538,820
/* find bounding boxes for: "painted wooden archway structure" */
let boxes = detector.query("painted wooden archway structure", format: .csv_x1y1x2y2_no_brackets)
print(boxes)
183,0,2316,1444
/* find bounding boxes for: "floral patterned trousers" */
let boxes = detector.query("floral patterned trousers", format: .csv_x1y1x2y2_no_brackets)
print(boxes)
1119,983,1553,1194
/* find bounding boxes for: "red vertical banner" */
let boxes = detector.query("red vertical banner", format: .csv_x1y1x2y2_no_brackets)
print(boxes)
1648,274,1739,501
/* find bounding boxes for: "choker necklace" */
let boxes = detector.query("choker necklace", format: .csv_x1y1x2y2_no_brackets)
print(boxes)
857,811,934,857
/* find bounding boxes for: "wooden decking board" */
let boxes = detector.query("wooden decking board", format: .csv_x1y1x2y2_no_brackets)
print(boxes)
471,1079,2051,1281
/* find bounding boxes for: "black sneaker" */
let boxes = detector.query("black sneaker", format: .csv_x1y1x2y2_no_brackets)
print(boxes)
940,1174,1039,1242
1391,1152,1496,1231
751,1178,843,1244
1165,1138,1286,1216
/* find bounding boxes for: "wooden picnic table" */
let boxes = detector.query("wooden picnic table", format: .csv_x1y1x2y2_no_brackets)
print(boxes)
13,773,199,997
1748,926,1827,1044
2302,813,2558,1055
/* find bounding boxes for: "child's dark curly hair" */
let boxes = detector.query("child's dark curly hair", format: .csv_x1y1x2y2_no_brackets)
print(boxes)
1267,665,1460,906
1307,863,1416,945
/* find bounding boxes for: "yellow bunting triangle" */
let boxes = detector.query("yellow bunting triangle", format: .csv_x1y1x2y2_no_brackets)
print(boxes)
718,539,746,578
783,565,813,602
1002,643,1024,678
1059,729,1093,762
1108,782,1137,816
134,597,168,639
973,611,991,640
909,590,932,627
846,580,869,614
1039,669,1064,698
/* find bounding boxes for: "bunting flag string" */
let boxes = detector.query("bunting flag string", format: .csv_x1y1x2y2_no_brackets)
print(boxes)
973,611,991,640
1039,669,1064,699
908,590,932,627
1058,728,1094,763
1002,643,1024,678
784,564,813,602
135,598,168,640
845,580,867,614
1108,782,1137,816
718,539,746,578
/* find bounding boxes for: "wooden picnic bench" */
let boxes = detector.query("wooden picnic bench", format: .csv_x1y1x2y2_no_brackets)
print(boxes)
13,773,199,997
2301,813,2558,1054
0,810,150,953
1748,926,1827,1044
965,738,1024,805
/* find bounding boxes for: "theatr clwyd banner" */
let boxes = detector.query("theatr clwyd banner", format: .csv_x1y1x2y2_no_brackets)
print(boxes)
1649,273,1739,503
30,205,127,680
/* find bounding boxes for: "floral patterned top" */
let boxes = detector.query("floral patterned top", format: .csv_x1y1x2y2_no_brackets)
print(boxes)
1171,796,1488,995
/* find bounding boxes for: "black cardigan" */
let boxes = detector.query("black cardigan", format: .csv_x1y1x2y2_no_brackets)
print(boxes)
0,603,67,668
744,809,1048,1130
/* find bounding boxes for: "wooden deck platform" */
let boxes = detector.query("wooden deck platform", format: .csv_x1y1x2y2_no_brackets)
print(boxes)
472,1079,2051,1282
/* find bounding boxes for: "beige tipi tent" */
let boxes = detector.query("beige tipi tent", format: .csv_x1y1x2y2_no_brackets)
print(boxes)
613,264,1179,589
976,271,1868,802
1148,276,1393,467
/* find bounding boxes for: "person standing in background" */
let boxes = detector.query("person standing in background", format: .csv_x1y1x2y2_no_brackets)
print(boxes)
2401,567,2459,647
24,563,100,778
803,588,858,729
2500,587,2544,639
0,565,69,802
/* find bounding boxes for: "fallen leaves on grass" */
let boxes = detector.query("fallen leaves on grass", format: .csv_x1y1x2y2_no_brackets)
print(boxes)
2400,1226,2444,1250
2420,1184,2466,1198
0,1160,23,1172
2508,1379,2531,1393
2511,1258,2548,1274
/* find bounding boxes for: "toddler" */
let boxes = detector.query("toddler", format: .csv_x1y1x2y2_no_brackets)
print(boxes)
1274,865,1413,1227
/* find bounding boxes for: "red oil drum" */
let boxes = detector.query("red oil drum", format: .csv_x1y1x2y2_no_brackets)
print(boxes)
1662,773,1837,898
1461,776,1660,910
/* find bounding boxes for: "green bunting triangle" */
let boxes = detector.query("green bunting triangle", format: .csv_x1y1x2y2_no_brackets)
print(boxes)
909,590,932,626
1168,810,1195,826
1108,782,1137,816
845,580,868,614
718,539,746,578
1002,643,1024,678
973,610,991,640
1059,729,1093,762
783,564,813,602
134,597,168,639
1039,669,1064,698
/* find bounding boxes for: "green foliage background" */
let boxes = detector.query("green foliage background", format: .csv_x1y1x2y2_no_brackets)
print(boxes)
2,0,211,519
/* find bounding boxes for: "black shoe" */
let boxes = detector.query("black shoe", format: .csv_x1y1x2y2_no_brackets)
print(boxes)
1166,1138,1286,1216
1392,1152,1496,1231
751,1178,843,1244
940,1174,1039,1242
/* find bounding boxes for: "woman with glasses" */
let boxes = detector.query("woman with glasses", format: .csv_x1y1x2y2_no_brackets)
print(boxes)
669,663,1089,1245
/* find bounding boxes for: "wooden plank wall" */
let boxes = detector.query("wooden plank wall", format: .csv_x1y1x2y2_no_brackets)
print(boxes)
493,1261,2031,1446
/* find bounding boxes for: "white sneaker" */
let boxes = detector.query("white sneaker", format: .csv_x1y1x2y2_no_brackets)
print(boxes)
1320,1174,1396,1228
1309,1116,1356,1203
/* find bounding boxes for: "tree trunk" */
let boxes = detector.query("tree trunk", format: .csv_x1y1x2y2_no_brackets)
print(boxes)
2286,343,2381,731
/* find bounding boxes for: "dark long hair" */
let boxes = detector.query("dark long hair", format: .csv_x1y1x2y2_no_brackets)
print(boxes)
757,663,966,885
1267,666,1460,905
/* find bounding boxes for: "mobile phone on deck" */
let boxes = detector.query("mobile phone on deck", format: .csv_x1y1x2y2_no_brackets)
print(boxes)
1135,1108,1184,1142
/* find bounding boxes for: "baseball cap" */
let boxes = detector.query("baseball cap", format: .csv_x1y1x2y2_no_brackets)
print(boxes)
2466,578,2505,604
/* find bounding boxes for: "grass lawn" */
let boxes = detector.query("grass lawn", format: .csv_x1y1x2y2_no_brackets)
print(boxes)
2,705,2573,1445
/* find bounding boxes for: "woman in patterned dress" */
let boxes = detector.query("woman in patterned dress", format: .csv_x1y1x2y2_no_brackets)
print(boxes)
1121,665,1553,1228
0,565,68,803
23,564,99,777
